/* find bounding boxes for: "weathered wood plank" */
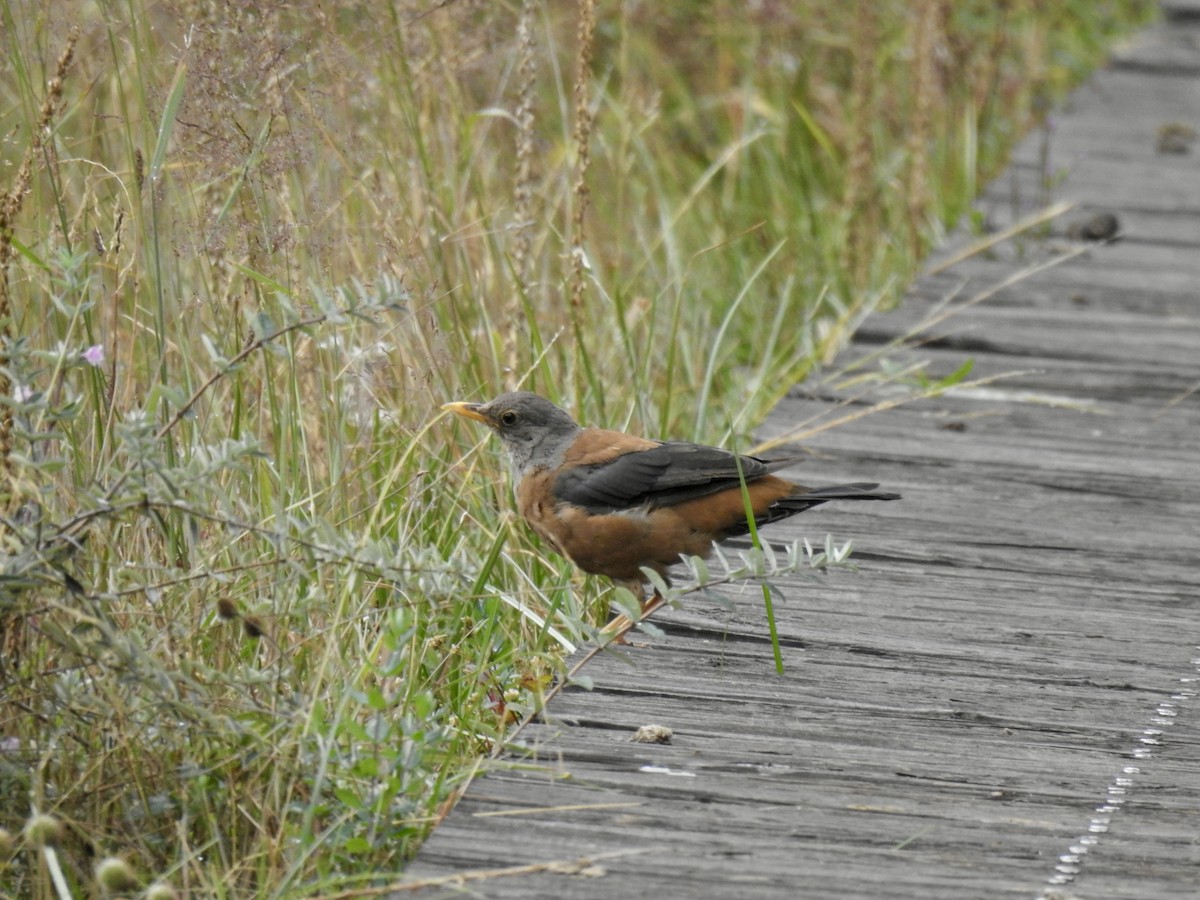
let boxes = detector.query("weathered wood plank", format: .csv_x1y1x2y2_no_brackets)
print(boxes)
402,8,1200,898
1110,14,1200,73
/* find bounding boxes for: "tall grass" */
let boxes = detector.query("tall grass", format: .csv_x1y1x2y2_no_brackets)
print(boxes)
0,0,1152,895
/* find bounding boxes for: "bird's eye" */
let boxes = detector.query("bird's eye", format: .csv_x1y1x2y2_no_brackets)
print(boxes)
499,410,519,426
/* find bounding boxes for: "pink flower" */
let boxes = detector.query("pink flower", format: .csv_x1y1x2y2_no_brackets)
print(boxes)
83,344,105,366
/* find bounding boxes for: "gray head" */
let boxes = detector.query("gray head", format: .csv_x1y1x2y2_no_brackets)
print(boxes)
443,391,582,474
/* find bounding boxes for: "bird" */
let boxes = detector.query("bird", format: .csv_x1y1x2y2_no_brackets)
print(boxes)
443,391,899,607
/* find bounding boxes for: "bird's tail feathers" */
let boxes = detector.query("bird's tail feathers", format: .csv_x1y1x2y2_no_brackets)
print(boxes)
763,482,899,519
722,482,898,537
794,482,900,503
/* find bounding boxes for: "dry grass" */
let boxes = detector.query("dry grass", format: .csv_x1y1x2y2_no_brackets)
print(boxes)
0,0,1153,895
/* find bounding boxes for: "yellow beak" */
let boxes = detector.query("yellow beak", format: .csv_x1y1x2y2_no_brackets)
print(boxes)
441,401,490,425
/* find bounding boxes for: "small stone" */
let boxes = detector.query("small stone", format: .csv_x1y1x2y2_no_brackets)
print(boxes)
1157,121,1195,154
1066,212,1119,242
632,724,673,744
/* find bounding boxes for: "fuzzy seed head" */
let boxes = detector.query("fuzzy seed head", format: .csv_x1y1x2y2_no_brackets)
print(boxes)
145,880,180,900
22,813,64,847
95,855,139,892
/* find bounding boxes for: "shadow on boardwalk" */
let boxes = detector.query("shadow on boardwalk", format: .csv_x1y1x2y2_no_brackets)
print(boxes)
402,6,1200,898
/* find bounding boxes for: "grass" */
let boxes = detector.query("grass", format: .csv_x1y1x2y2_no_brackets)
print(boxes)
0,0,1153,895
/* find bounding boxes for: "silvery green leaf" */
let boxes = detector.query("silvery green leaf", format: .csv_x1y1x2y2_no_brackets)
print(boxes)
760,538,778,572
312,285,346,323
641,567,671,598
636,620,665,639
252,310,278,338
611,586,643,618
199,334,229,366
255,312,288,356
569,674,594,691
711,543,733,577
742,546,765,576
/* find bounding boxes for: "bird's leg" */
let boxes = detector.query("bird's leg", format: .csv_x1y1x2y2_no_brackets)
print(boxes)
640,588,665,617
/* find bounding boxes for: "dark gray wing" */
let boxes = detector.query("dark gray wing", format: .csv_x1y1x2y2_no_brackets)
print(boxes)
554,441,788,513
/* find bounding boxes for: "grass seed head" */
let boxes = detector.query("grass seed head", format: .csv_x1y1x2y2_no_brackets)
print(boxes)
95,855,139,893
145,880,180,900
22,813,64,848
242,615,265,639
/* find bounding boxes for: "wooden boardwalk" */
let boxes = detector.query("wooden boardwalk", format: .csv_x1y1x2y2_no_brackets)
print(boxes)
403,6,1200,898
